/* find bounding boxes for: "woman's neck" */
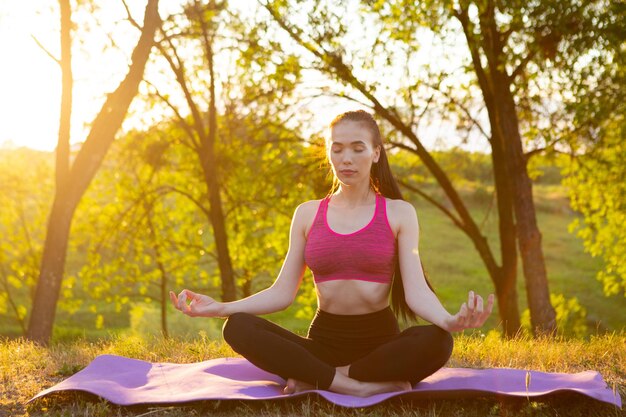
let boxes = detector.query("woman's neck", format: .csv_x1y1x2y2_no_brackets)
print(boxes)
333,184,375,208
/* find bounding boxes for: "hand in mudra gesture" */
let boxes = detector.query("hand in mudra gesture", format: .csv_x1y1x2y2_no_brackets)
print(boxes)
169,289,222,318
445,291,495,332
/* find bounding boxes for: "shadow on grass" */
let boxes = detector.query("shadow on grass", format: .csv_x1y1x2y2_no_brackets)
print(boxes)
25,389,622,417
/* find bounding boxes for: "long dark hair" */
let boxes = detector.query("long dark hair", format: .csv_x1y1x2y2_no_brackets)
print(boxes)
325,110,436,322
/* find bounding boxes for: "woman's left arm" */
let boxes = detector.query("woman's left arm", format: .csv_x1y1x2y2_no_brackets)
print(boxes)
396,201,494,332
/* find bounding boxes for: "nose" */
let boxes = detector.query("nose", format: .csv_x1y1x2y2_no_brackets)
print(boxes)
339,151,354,165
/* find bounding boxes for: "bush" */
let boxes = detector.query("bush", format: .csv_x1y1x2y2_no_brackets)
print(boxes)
520,293,588,338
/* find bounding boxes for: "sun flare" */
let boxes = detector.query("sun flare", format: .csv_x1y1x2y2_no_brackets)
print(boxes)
0,1,62,151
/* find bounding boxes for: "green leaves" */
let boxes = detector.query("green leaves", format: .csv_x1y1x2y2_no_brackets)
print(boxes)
0,148,53,334
562,117,626,297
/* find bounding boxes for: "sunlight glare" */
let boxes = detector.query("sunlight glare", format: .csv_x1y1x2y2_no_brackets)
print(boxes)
0,0,60,151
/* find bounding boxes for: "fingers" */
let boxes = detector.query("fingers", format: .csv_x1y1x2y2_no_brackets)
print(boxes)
183,289,198,300
475,294,483,315
169,291,178,308
459,291,496,330
477,293,494,322
178,291,188,311
458,302,469,327
486,293,495,313
169,290,191,314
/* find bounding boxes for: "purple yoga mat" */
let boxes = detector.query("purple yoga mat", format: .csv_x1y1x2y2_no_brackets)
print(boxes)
29,354,621,408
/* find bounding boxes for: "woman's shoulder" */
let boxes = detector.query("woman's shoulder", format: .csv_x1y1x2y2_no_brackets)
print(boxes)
297,198,325,212
295,199,326,238
383,197,418,236
293,198,326,223
383,196,415,216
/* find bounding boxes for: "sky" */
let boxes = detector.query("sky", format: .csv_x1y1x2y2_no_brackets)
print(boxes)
0,0,490,154
0,0,61,151
0,0,176,152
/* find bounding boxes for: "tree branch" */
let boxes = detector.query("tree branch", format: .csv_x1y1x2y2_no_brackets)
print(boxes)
144,80,200,151
31,35,60,65
510,50,536,82
397,179,467,233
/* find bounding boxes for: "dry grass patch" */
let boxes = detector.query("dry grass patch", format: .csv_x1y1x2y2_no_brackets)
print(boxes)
1,331,623,417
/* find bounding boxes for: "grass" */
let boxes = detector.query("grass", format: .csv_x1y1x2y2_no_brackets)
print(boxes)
1,331,624,416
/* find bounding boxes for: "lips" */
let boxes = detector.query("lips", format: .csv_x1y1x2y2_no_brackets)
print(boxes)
340,169,356,174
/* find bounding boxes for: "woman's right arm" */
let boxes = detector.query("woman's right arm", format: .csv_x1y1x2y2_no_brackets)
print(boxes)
170,201,311,318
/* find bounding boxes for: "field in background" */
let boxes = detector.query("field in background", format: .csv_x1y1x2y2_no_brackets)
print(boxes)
4,183,619,342
414,183,626,334
2,183,624,341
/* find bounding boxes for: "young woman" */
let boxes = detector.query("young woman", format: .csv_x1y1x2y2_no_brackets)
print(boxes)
170,110,494,397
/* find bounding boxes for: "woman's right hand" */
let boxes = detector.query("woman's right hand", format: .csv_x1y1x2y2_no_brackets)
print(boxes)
169,289,224,318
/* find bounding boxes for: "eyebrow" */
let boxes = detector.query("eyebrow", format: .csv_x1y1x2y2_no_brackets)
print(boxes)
331,141,367,146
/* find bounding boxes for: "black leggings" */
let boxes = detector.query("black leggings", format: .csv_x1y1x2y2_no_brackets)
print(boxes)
222,306,453,390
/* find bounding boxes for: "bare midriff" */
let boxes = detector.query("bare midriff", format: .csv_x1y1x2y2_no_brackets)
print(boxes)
315,279,391,314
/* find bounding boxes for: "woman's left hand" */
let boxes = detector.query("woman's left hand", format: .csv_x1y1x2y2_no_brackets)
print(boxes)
445,291,495,332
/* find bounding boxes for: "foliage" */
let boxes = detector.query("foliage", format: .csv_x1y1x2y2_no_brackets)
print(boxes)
520,293,588,338
70,125,211,333
562,116,626,297
68,113,325,331
60,0,325,331
557,5,626,298
0,149,54,334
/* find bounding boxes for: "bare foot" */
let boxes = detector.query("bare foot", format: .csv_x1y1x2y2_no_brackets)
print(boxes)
329,371,413,397
336,364,350,377
282,378,316,395
362,380,412,396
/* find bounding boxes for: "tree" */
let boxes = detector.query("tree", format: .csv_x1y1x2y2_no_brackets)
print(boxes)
65,0,321,334
563,118,626,297
0,149,53,335
26,0,161,345
70,126,212,338
260,0,525,335
561,3,626,298
261,0,618,336
136,0,313,302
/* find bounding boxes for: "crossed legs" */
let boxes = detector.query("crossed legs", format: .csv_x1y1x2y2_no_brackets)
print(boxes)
222,312,453,397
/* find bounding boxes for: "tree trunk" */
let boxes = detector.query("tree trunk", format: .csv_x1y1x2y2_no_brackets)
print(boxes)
241,274,252,298
455,3,555,336
196,0,236,301
478,64,521,337
24,0,73,343
26,0,161,345
490,134,521,336
492,74,557,335
145,203,169,338
160,266,168,339
204,169,237,301
56,0,72,187
158,1,237,302
473,0,557,335
25,193,76,343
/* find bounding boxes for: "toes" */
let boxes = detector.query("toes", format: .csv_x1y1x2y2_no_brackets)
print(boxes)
283,379,296,395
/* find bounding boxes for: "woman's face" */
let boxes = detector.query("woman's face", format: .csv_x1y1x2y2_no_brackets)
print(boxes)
328,120,380,186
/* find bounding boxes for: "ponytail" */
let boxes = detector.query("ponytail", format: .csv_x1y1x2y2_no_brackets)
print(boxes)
327,110,436,323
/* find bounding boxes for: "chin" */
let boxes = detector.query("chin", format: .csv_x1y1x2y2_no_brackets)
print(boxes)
338,177,365,186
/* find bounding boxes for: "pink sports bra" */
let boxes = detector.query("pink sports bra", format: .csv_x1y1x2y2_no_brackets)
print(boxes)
304,193,397,284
